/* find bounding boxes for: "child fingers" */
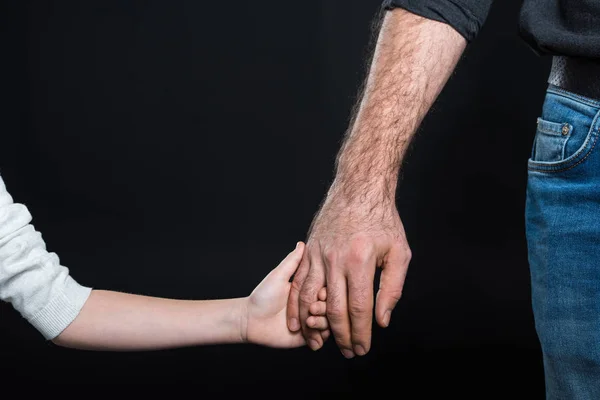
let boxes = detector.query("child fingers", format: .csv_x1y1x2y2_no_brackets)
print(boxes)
309,300,327,316
318,287,327,301
306,315,329,330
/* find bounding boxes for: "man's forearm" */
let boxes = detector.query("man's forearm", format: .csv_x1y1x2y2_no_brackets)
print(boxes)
293,8,467,357
52,290,247,350
332,9,466,203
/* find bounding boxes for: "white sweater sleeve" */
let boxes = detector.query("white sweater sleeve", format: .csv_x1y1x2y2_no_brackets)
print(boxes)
0,174,92,340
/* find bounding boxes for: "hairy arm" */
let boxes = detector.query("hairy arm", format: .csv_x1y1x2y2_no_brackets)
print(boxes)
289,8,467,357
332,8,465,205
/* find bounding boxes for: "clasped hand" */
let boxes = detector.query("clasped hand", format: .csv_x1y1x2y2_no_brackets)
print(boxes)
247,193,410,357
285,189,412,358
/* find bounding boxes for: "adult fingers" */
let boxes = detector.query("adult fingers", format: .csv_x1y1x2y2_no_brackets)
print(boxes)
287,251,310,332
375,244,410,328
299,252,326,350
347,255,376,356
325,269,354,358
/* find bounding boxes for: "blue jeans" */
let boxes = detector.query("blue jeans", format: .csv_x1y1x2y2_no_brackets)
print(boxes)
527,84,600,399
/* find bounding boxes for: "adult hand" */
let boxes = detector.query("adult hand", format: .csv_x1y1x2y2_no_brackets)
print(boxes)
287,184,411,357
285,6,464,359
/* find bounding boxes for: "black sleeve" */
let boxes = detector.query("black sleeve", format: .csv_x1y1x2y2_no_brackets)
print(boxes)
383,0,494,42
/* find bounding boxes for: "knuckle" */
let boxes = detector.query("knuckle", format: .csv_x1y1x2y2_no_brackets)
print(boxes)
347,239,372,265
327,307,344,321
348,301,370,317
322,247,338,266
382,286,403,302
389,288,403,301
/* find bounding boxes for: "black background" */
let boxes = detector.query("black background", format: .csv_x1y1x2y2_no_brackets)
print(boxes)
1,0,549,396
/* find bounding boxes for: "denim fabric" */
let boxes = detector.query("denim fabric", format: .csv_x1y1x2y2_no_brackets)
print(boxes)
527,84,600,398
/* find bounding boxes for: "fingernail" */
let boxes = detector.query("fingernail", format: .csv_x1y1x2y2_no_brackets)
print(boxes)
296,242,301,249
354,345,366,356
383,310,391,327
289,318,299,330
341,349,355,359
308,339,319,351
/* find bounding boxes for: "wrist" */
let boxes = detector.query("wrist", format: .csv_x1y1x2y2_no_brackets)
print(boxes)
237,297,250,344
328,173,398,207
333,153,399,206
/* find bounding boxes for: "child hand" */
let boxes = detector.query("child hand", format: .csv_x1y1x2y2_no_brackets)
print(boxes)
244,242,330,348
305,287,329,350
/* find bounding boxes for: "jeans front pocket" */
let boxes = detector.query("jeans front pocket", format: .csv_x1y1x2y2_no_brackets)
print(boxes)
528,88,600,174
531,118,572,162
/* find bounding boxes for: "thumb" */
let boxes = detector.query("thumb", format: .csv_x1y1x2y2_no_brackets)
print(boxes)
375,244,409,328
274,242,305,280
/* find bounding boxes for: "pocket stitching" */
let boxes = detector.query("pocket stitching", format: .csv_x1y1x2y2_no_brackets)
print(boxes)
536,120,572,137
528,103,600,173
528,128,599,173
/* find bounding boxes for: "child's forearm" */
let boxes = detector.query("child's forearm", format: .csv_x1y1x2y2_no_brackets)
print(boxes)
52,290,249,351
